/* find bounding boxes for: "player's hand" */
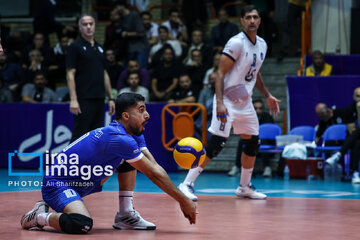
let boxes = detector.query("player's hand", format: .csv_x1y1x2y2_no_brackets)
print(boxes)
216,101,229,123
108,100,115,115
266,95,280,117
179,198,197,224
70,99,81,115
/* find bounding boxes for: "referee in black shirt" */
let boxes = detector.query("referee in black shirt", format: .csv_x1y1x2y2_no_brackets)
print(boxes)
66,15,115,142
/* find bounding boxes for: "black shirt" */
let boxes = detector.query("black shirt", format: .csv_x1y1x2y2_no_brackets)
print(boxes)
316,108,345,138
258,112,274,125
170,88,196,101
152,62,182,91
342,102,358,124
66,37,106,99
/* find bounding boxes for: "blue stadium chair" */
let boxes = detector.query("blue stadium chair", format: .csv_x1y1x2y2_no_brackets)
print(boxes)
316,124,350,174
320,124,347,150
259,123,282,153
289,125,316,142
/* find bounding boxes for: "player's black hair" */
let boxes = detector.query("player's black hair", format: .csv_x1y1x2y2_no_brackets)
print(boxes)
115,92,145,120
252,99,264,105
141,11,152,18
169,8,180,16
240,5,260,18
159,25,169,32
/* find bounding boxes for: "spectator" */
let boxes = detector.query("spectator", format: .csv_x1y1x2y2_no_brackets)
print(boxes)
161,8,188,45
228,99,275,177
21,71,57,103
0,51,23,100
181,0,208,38
116,59,150,90
119,72,149,102
33,0,64,43
315,103,345,144
210,9,239,53
105,49,123,89
104,8,125,61
22,49,50,86
141,11,159,46
4,29,32,64
52,34,70,89
0,75,13,102
305,50,333,76
22,33,54,68
195,71,216,140
115,3,149,68
66,15,115,142
203,52,221,87
325,87,360,183
182,29,213,68
149,26,182,61
342,87,360,134
151,45,181,102
185,49,207,97
168,74,196,103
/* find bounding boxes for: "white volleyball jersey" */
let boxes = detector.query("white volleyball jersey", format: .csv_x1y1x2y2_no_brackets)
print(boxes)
222,32,267,99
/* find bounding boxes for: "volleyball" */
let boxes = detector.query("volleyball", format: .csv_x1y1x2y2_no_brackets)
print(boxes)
173,137,206,169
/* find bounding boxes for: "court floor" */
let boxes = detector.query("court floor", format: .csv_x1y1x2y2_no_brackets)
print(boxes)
1,169,360,239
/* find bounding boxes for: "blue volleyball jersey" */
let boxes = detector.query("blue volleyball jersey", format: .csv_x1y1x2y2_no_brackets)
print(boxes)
43,120,146,197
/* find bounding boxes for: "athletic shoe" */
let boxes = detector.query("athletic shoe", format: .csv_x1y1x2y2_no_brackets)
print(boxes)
113,210,156,230
235,183,267,199
178,182,198,201
352,171,360,184
326,152,342,165
228,166,240,176
21,201,49,230
263,166,272,178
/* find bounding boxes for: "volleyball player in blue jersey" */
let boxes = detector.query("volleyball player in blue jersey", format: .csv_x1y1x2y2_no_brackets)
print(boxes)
21,93,196,234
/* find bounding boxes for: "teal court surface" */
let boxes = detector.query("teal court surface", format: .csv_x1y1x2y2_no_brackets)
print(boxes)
1,169,360,240
2,169,360,199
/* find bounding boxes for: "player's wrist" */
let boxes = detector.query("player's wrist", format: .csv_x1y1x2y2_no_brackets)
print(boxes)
109,98,115,102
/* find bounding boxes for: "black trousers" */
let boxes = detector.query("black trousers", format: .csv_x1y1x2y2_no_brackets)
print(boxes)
70,99,105,143
339,129,360,172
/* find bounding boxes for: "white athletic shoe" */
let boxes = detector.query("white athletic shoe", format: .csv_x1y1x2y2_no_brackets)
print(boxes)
326,152,342,165
21,200,49,230
178,182,198,201
113,210,156,230
235,183,267,199
352,171,360,184
228,166,240,176
263,166,272,178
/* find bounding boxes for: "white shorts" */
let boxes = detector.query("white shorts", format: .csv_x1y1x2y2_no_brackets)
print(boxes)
208,95,259,138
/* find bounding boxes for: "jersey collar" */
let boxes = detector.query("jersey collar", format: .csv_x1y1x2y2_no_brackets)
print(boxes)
242,31,256,46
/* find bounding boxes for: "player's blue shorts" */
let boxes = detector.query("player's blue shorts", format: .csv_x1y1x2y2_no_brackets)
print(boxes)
42,179,102,212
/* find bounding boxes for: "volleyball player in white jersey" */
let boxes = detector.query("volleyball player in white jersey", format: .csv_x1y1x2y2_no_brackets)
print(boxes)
179,5,280,201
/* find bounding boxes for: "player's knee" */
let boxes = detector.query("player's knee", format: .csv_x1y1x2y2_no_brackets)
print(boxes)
242,135,260,157
117,161,135,172
206,135,227,159
59,213,93,234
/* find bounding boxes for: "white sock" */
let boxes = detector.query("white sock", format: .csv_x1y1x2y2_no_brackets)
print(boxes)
183,167,204,185
119,191,134,213
37,212,53,226
240,167,253,186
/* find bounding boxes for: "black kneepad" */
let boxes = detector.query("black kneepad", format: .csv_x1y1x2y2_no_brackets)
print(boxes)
117,161,135,172
206,135,227,159
242,135,260,157
59,213,93,234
